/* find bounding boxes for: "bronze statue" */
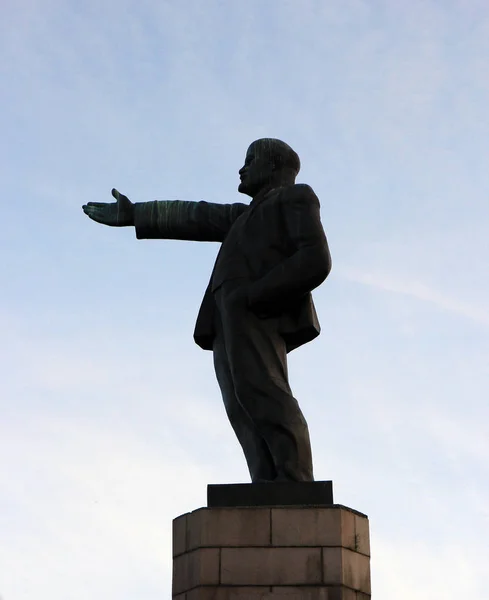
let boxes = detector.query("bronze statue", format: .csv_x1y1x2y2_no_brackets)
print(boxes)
82,138,332,483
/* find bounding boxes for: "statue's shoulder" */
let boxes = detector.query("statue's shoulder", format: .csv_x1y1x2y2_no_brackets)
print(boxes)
280,183,318,203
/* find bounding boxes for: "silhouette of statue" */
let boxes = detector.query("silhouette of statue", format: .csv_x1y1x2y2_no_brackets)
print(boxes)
83,138,332,483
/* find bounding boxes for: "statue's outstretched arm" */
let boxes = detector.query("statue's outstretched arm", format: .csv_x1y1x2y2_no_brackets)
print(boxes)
82,189,248,242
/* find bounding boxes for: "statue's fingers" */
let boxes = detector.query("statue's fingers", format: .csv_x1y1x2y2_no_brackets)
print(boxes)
85,210,107,224
83,205,103,218
112,188,120,200
84,210,99,222
84,202,107,207
90,206,107,216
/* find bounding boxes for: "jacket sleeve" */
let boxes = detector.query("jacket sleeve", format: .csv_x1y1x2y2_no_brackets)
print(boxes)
133,200,248,242
248,184,332,311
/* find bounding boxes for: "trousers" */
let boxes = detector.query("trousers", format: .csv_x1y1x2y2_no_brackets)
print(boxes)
212,279,314,482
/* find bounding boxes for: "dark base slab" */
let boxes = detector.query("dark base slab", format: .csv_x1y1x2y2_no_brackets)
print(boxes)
207,480,334,508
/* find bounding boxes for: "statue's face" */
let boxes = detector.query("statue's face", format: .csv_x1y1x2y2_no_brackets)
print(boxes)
238,143,274,197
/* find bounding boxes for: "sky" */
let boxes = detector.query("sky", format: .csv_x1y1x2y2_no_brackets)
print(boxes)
1,0,488,598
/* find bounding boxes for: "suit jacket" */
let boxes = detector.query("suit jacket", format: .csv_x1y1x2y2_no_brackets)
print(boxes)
133,184,332,353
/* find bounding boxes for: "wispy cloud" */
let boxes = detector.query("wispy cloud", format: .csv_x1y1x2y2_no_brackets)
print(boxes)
340,268,489,326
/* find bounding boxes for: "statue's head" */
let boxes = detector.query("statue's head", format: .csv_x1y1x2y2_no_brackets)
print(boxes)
238,138,301,197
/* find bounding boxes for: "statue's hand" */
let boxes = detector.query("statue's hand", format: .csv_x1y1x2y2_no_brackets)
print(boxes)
82,189,134,226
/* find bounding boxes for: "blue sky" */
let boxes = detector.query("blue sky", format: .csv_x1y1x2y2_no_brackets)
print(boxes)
1,0,488,598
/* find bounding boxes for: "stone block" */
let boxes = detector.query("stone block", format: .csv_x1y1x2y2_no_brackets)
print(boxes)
186,587,271,600
187,507,271,550
271,586,329,599
323,548,370,594
271,508,355,549
326,587,356,600
173,513,188,557
221,547,322,586
173,548,220,596
354,516,370,556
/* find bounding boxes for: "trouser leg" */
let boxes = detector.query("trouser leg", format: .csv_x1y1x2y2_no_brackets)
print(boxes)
213,319,277,481
213,281,314,482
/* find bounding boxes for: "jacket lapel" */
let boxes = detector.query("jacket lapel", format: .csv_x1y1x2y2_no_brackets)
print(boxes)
249,185,278,212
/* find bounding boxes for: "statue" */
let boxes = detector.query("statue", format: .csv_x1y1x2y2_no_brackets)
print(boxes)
82,138,332,483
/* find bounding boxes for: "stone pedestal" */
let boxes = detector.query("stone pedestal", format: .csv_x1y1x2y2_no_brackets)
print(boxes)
172,488,371,600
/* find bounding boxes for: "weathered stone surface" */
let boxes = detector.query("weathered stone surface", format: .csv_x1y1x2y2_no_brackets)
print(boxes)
186,587,271,600
322,548,370,594
271,586,329,599
173,548,220,595
186,589,331,600
354,515,370,556
173,513,188,557
325,587,356,600
221,547,322,586
342,550,370,593
172,504,371,599
271,507,355,548
187,507,271,550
